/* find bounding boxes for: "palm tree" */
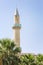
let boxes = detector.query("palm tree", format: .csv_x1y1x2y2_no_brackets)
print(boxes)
0,38,21,65
20,54,35,65
36,54,43,65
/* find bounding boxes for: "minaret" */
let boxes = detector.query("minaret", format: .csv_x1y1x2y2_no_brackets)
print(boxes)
12,9,21,47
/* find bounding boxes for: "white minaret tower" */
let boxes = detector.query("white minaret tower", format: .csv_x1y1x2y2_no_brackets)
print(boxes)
12,9,21,47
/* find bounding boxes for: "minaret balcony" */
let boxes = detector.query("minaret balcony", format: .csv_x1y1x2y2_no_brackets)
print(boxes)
12,24,21,29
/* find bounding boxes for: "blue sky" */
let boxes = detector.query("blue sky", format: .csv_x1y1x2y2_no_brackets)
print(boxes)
0,0,43,54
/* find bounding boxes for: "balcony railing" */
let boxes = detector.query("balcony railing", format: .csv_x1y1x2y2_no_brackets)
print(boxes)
12,24,21,29
14,24,21,27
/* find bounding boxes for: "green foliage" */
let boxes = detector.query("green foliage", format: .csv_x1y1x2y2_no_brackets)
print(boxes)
36,54,43,62
20,54,43,65
0,38,21,65
0,38,43,65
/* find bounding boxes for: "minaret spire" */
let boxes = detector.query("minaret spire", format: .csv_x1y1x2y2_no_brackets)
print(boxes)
12,9,21,47
15,8,19,16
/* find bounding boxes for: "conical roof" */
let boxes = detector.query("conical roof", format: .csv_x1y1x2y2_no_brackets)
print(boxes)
15,8,19,16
